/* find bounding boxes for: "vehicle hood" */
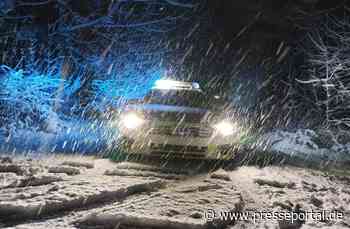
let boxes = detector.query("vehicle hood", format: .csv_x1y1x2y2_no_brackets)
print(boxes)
124,104,214,123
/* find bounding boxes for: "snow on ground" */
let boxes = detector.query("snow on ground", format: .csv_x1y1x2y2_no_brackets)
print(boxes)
229,166,350,228
0,156,165,228
0,155,349,229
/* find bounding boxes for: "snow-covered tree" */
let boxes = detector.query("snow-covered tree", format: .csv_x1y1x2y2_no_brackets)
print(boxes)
0,0,200,128
296,14,350,129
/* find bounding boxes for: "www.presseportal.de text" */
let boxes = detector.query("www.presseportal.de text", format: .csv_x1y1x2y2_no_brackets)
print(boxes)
205,209,344,224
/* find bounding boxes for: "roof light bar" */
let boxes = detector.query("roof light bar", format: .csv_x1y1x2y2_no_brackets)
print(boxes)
153,79,201,90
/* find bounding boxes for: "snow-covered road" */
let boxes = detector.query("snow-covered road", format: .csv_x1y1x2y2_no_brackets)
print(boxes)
0,155,349,229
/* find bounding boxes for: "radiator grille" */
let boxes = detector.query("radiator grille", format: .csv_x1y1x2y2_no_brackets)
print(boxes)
150,126,212,138
150,143,207,153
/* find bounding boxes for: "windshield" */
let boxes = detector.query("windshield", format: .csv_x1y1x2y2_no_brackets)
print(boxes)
144,89,209,108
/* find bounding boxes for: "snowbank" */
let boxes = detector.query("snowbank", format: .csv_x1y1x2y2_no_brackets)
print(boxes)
0,116,117,155
256,129,350,168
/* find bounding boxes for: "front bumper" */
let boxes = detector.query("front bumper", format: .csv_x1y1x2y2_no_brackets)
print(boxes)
117,129,239,160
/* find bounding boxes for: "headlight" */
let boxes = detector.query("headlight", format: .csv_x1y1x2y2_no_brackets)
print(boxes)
120,112,145,129
213,121,235,136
